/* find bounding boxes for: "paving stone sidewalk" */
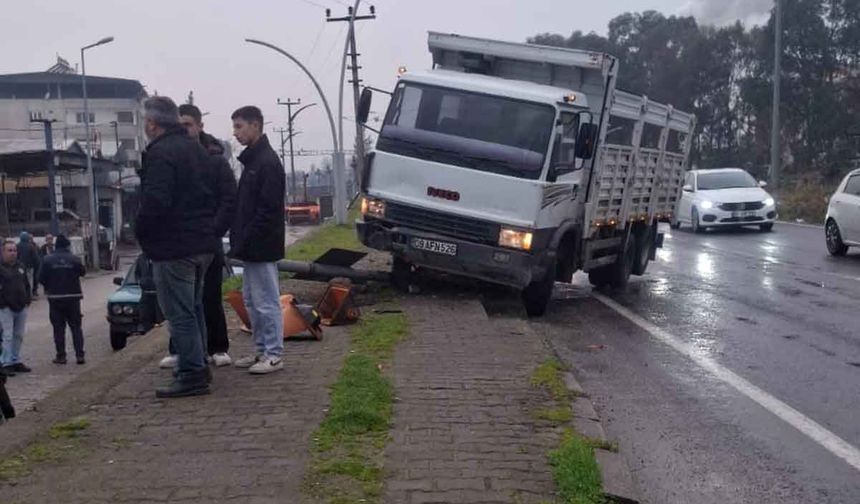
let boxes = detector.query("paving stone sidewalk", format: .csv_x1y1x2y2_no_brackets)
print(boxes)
1,320,350,504
385,296,560,504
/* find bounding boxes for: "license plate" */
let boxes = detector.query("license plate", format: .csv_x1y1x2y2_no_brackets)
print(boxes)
411,237,458,256
732,210,757,218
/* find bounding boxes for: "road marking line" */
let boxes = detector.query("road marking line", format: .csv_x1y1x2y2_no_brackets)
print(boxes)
592,292,860,473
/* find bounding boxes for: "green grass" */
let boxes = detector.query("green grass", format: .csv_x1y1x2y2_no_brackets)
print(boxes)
304,312,409,503
0,417,91,481
531,359,570,402
548,430,605,504
533,406,573,425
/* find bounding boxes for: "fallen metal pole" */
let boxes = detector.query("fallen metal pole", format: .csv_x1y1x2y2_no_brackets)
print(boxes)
228,258,390,283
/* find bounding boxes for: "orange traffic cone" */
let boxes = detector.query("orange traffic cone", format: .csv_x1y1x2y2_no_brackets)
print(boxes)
225,290,251,332
315,282,360,326
281,295,323,340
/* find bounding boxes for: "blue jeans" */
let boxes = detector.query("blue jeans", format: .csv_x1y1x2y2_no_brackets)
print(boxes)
153,254,212,378
0,308,28,366
242,262,283,359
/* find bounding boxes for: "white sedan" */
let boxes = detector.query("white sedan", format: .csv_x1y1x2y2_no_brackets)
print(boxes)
825,168,860,256
672,168,777,233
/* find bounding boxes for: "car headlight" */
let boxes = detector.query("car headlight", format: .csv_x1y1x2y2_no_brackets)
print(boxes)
111,304,123,315
763,197,775,207
499,228,533,251
361,197,385,219
700,200,714,210
122,305,135,315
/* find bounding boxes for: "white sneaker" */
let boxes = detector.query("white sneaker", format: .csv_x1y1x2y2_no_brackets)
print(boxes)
158,355,178,369
234,354,262,368
211,352,232,367
249,357,284,375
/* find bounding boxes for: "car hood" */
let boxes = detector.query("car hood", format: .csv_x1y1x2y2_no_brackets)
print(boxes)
108,285,142,304
698,187,770,203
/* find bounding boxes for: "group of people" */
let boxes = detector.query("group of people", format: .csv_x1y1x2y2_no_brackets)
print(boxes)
137,96,286,398
0,232,87,373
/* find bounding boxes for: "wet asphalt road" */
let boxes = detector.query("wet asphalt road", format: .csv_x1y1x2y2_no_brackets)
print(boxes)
528,222,860,504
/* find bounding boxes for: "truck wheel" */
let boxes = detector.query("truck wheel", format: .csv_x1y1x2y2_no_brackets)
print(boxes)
588,265,612,288
609,237,636,288
110,330,128,351
522,259,556,317
391,255,412,292
632,225,653,276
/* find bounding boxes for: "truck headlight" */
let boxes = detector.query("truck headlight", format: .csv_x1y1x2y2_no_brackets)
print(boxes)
763,197,775,207
111,304,123,315
499,228,533,251
361,197,386,219
122,305,135,315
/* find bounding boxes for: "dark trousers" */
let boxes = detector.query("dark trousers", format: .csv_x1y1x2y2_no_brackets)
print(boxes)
49,298,84,359
203,252,229,355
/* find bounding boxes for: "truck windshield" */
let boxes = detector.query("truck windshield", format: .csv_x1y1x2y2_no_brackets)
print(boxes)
697,170,758,190
378,82,555,180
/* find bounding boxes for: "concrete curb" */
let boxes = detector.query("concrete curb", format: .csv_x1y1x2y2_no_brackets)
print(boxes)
561,371,640,503
777,220,822,229
0,327,167,459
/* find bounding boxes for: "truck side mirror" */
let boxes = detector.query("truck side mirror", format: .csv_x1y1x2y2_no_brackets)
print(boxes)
357,88,373,124
682,184,693,192
575,123,598,160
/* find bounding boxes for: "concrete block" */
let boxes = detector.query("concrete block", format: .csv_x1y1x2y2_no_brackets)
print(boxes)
571,398,600,421
595,449,640,503
562,372,586,396
572,416,606,442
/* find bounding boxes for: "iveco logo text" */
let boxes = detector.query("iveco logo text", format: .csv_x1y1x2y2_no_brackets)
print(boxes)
427,186,460,201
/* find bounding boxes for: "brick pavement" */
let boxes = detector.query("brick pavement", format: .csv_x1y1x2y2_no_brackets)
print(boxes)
1,315,350,503
384,296,560,504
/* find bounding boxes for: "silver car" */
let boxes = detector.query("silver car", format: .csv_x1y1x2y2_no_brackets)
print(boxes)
825,168,860,256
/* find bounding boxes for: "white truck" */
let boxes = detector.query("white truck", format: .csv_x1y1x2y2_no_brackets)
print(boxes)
355,32,695,316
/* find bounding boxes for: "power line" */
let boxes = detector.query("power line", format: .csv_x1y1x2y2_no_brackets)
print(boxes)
306,22,326,61
298,0,328,9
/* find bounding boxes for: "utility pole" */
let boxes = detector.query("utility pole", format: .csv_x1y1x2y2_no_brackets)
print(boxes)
770,0,782,190
31,118,60,235
277,98,301,202
327,4,375,190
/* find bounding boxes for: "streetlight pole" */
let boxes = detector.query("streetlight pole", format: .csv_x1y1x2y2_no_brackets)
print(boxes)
81,35,114,271
770,0,782,190
277,100,317,202
245,38,347,223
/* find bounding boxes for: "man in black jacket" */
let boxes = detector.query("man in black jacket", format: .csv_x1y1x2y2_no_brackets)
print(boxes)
39,235,86,365
0,240,32,375
169,103,237,368
136,96,216,398
229,106,286,375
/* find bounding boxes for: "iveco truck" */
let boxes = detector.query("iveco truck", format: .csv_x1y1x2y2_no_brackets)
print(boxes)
355,32,696,316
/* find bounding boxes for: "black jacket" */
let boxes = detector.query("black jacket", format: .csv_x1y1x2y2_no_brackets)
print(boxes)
0,261,31,312
230,135,285,263
201,132,237,238
135,126,217,261
17,241,39,269
38,247,85,300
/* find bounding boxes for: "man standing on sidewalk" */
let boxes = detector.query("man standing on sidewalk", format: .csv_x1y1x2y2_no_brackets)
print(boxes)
39,233,55,258
0,240,32,375
229,106,285,375
39,235,87,365
136,96,216,398
16,232,40,298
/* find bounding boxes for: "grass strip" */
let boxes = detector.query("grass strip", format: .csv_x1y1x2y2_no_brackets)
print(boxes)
0,417,91,481
303,311,408,503
548,429,605,504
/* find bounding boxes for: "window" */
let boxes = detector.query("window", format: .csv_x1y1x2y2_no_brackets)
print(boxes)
684,172,694,189
116,111,134,124
549,112,580,172
844,175,860,196
76,112,95,124
119,138,136,151
696,170,758,190
29,111,43,121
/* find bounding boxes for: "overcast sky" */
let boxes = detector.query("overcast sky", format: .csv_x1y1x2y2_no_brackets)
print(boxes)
1,0,772,172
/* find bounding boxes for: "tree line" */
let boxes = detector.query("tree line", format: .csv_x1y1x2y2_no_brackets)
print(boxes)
529,0,860,184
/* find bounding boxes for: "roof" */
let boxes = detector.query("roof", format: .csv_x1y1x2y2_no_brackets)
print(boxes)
0,139,84,156
689,168,749,174
400,69,589,108
0,72,146,100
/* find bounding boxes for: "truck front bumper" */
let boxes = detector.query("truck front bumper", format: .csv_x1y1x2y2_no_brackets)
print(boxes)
357,219,548,289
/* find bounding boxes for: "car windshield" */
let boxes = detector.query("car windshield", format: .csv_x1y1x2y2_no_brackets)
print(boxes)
697,171,758,190
378,82,555,180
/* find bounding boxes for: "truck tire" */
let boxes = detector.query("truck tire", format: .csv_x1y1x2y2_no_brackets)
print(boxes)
632,224,653,276
609,237,636,288
522,259,556,317
391,255,412,292
110,330,128,351
588,265,612,288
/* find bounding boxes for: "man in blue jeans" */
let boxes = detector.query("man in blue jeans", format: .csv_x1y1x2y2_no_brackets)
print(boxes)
0,240,32,376
229,106,285,374
136,96,217,398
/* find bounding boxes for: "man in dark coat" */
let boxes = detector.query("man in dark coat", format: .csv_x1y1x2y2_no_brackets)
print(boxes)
16,232,40,297
229,106,286,375
0,240,32,375
163,103,237,368
39,234,87,364
136,96,216,398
